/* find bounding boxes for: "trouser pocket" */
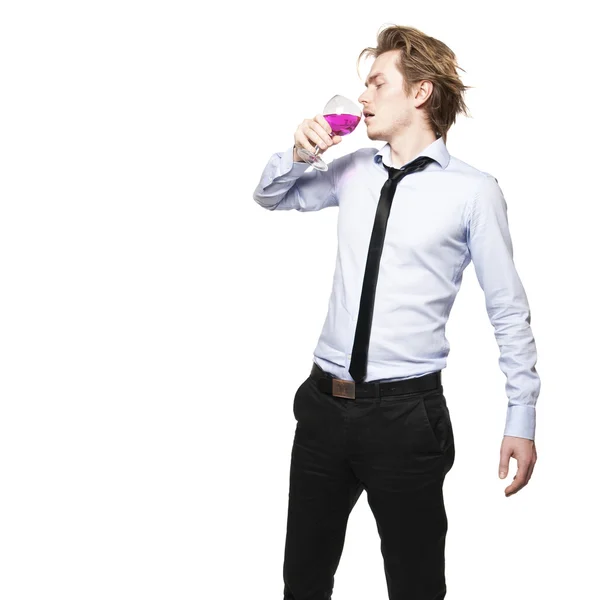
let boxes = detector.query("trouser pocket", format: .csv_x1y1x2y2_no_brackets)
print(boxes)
292,377,311,422
418,391,453,453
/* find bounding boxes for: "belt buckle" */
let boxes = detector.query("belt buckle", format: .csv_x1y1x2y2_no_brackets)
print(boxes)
332,378,355,399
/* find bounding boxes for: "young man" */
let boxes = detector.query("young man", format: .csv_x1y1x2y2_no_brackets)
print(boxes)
253,25,540,600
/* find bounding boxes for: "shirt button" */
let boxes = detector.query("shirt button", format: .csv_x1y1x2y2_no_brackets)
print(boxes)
347,354,351,359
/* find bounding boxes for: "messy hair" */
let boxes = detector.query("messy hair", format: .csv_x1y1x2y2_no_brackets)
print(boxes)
357,25,472,142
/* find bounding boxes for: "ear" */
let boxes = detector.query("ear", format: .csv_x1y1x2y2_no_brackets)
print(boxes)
413,80,434,108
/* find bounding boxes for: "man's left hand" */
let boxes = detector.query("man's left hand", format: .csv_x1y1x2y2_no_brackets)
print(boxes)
499,435,537,497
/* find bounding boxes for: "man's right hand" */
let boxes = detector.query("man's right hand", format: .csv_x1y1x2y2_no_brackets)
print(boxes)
293,114,343,162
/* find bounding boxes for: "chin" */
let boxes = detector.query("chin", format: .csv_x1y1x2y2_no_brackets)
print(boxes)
367,129,384,142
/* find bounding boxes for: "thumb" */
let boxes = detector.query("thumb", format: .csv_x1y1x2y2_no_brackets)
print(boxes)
332,135,342,144
499,447,510,479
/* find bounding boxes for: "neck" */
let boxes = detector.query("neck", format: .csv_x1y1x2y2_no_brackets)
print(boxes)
388,127,438,169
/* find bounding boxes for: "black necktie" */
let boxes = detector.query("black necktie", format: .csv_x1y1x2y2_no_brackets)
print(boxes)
348,154,435,383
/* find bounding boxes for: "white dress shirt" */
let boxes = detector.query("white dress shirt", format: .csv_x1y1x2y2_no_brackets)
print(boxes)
253,136,540,440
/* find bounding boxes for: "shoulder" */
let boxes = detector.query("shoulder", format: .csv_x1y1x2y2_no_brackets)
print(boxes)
440,155,503,209
445,155,497,184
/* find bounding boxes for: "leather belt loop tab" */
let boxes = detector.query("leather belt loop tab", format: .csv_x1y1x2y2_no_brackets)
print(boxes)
332,378,355,399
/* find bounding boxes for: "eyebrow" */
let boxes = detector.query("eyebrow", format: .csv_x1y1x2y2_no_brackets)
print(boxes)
364,72,384,87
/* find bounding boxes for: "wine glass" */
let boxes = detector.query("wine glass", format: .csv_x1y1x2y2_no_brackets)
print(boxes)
296,94,363,171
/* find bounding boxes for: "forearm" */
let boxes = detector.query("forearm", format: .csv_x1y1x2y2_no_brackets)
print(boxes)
252,145,341,212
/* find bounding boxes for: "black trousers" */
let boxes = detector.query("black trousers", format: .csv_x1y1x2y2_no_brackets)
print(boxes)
282,362,455,600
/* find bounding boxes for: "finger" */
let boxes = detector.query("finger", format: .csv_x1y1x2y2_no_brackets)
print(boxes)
294,132,306,153
504,460,532,496
504,471,522,496
314,114,334,140
499,446,511,479
297,131,321,154
310,116,333,148
305,127,330,151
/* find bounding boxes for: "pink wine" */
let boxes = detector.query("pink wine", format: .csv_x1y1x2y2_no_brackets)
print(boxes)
324,113,361,136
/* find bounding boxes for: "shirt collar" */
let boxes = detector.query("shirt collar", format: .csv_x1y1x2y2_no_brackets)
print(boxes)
374,136,450,170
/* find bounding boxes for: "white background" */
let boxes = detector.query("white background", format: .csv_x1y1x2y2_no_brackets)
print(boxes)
1,1,598,598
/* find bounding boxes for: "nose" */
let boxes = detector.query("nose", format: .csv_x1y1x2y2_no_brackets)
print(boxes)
358,88,370,108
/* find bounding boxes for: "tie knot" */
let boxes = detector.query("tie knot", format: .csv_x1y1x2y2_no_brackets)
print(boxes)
386,155,435,181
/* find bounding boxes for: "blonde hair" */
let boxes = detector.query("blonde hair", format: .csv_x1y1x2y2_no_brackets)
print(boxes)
357,25,473,143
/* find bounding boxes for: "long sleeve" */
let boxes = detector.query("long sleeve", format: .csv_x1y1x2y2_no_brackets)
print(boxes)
252,145,340,211
465,174,541,440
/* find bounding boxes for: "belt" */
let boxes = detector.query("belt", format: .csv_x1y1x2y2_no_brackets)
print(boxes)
310,362,441,400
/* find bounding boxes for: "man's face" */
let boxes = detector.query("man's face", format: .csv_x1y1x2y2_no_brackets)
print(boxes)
358,50,415,141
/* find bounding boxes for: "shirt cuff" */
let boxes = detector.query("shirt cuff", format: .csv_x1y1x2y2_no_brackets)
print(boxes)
504,404,536,440
286,145,312,175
